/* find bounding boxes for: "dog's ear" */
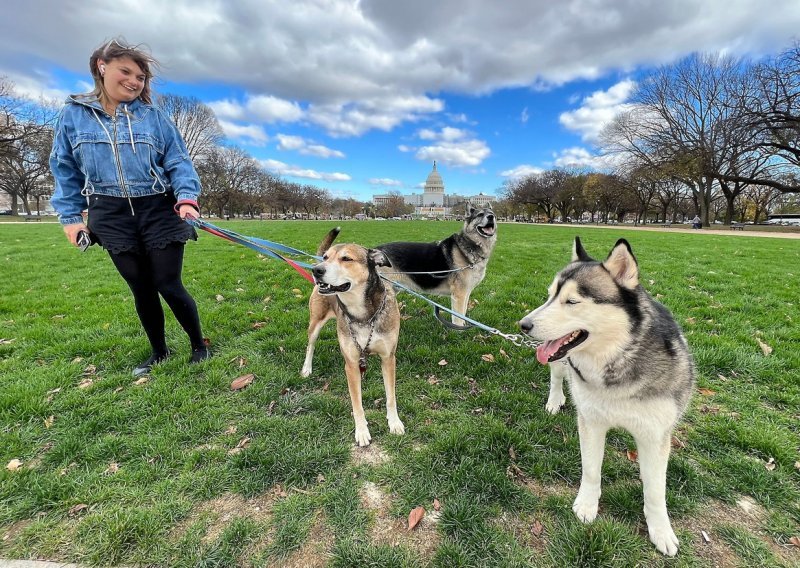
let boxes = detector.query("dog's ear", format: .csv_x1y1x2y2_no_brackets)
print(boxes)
602,239,639,288
466,203,476,218
368,249,392,268
571,236,594,262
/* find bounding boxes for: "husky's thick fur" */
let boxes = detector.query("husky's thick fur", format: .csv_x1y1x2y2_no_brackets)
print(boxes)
519,237,694,556
376,206,497,326
302,228,404,447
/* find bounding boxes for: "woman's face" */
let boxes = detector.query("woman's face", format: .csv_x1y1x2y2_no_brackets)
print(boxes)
100,56,146,106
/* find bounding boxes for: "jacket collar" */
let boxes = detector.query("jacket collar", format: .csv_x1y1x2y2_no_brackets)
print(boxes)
68,94,144,115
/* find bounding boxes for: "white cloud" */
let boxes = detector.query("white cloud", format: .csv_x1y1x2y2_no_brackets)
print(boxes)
368,178,403,186
218,120,269,145
260,159,351,182
552,146,620,170
412,127,491,167
209,95,303,124
307,94,443,137
275,134,345,158
559,79,636,144
520,107,529,124
500,165,544,178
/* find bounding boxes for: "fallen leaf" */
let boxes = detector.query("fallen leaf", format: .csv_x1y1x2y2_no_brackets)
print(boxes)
133,377,149,386
698,388,716,396
794,461,800,471
433,498,441,511
686,317,696,324
321,382,330,392
103,462,119,475
481,353,495,363
671,436,686,449
44,416,55,429
765,457,776,471
438,359,448,366
317,473,326,484
789,536,800,547
427,376,440,385
408,506,425,530
531,520,544,537
78,378,94,389
717,374,728,381
499,348,510,359
68,503,89,517
215,294,225,302
224,425,238,435
756,337,772,356
231,373,255,390
6,459,23,471
83,364,97,376
292,288,302,294
0,338,16,345
509,446,517,461
626,449,638,462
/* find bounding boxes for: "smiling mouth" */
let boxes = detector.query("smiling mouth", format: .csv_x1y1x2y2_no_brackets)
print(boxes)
477,220,496,237
316,281,351,295
535,329,589,364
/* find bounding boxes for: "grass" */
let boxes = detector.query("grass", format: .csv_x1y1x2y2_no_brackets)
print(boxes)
1,220,799,567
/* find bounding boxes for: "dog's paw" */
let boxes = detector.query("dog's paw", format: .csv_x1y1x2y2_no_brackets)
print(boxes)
300,364,312,378
649,525,679,557
545,393,566,415
572,494,599,523
354,426,372,447
388,417,405,435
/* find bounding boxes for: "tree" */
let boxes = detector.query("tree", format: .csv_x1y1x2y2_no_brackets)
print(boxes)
197,146,261,217
156,94,223,162
602,53,752,226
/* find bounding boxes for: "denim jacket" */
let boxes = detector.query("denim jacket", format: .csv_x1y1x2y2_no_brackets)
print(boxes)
50,95,201,225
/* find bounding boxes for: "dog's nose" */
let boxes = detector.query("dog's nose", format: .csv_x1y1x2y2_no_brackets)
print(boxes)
312,265,325,278
519,319,533,333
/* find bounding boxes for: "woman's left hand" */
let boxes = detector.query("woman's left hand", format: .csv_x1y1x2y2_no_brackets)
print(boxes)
178,204,200,220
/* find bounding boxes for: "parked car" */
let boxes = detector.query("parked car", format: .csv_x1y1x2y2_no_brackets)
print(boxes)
0,209,12,215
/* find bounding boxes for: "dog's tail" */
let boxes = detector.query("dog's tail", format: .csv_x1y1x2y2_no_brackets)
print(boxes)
317,227,341,256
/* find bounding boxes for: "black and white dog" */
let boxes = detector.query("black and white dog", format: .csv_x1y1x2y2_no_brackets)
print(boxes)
376,206,497,326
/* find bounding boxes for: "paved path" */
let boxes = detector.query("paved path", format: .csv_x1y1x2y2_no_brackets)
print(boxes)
515,222,800,239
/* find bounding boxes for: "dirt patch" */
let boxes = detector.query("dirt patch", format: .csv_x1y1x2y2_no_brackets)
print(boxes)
496,511,548,556
359,480,441,561
1,518,33,544
675,498,797,567
170,490,278,545
278,513,335,568
350,442,391,467
520,477,573,500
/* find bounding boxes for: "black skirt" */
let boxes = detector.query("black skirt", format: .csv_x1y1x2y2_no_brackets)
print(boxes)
87,192,197,255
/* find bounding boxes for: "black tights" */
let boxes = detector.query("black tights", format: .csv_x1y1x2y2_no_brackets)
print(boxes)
109,242,204,354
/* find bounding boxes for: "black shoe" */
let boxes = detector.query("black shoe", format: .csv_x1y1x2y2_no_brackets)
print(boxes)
189,347,211,364
132,350,171,377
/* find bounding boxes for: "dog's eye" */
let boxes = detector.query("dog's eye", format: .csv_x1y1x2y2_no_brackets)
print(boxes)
566,299,580,305
340,256,352,262
322,255,328,260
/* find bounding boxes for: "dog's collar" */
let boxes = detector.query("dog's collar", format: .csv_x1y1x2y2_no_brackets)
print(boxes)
340,291,388,378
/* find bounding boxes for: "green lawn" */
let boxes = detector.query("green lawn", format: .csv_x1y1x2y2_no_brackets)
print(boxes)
1,221,798,567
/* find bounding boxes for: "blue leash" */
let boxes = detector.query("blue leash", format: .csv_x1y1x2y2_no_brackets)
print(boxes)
188,218,540,348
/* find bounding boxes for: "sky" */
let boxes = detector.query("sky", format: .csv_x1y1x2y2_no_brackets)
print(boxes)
2,0,800,202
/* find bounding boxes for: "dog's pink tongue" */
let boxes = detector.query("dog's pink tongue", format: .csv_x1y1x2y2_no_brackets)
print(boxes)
536,340,559,365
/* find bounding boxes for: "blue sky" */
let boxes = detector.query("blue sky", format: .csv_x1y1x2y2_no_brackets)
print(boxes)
3,1,800,202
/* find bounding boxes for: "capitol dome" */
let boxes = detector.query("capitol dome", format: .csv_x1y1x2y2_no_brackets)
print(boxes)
424,161,444,194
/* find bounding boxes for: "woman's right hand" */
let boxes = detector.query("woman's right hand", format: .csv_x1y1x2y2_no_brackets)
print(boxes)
63,222,89,247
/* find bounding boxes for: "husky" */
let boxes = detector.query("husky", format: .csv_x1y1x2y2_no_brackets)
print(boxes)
376,205,497,326
519,237,694,556
302,228,404,447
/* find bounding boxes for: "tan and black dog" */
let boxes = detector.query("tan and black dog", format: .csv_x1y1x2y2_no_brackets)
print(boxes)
375,205,497,327
301,228,405,447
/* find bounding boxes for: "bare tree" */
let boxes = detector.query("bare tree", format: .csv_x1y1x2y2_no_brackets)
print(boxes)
196,146,261,217
156,94,223,162
602,53,751,226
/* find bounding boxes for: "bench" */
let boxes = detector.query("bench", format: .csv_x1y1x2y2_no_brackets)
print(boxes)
24,215,42,222
661,222,672,228
730,223,745,231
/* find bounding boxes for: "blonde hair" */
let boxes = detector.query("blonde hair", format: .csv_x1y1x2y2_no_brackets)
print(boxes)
88,37,158,105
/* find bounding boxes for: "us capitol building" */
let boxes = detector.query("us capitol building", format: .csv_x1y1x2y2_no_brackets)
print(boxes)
372,161,494,218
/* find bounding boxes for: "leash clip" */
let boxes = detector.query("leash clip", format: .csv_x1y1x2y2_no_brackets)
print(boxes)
493,331,542,349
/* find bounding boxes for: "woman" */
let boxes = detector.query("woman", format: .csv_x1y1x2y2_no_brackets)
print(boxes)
50,38,209,376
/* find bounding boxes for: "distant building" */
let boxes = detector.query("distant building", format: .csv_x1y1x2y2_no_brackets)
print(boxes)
372,161,495,218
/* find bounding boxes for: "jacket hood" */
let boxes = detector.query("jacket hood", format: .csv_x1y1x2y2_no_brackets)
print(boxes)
67,93,145,113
